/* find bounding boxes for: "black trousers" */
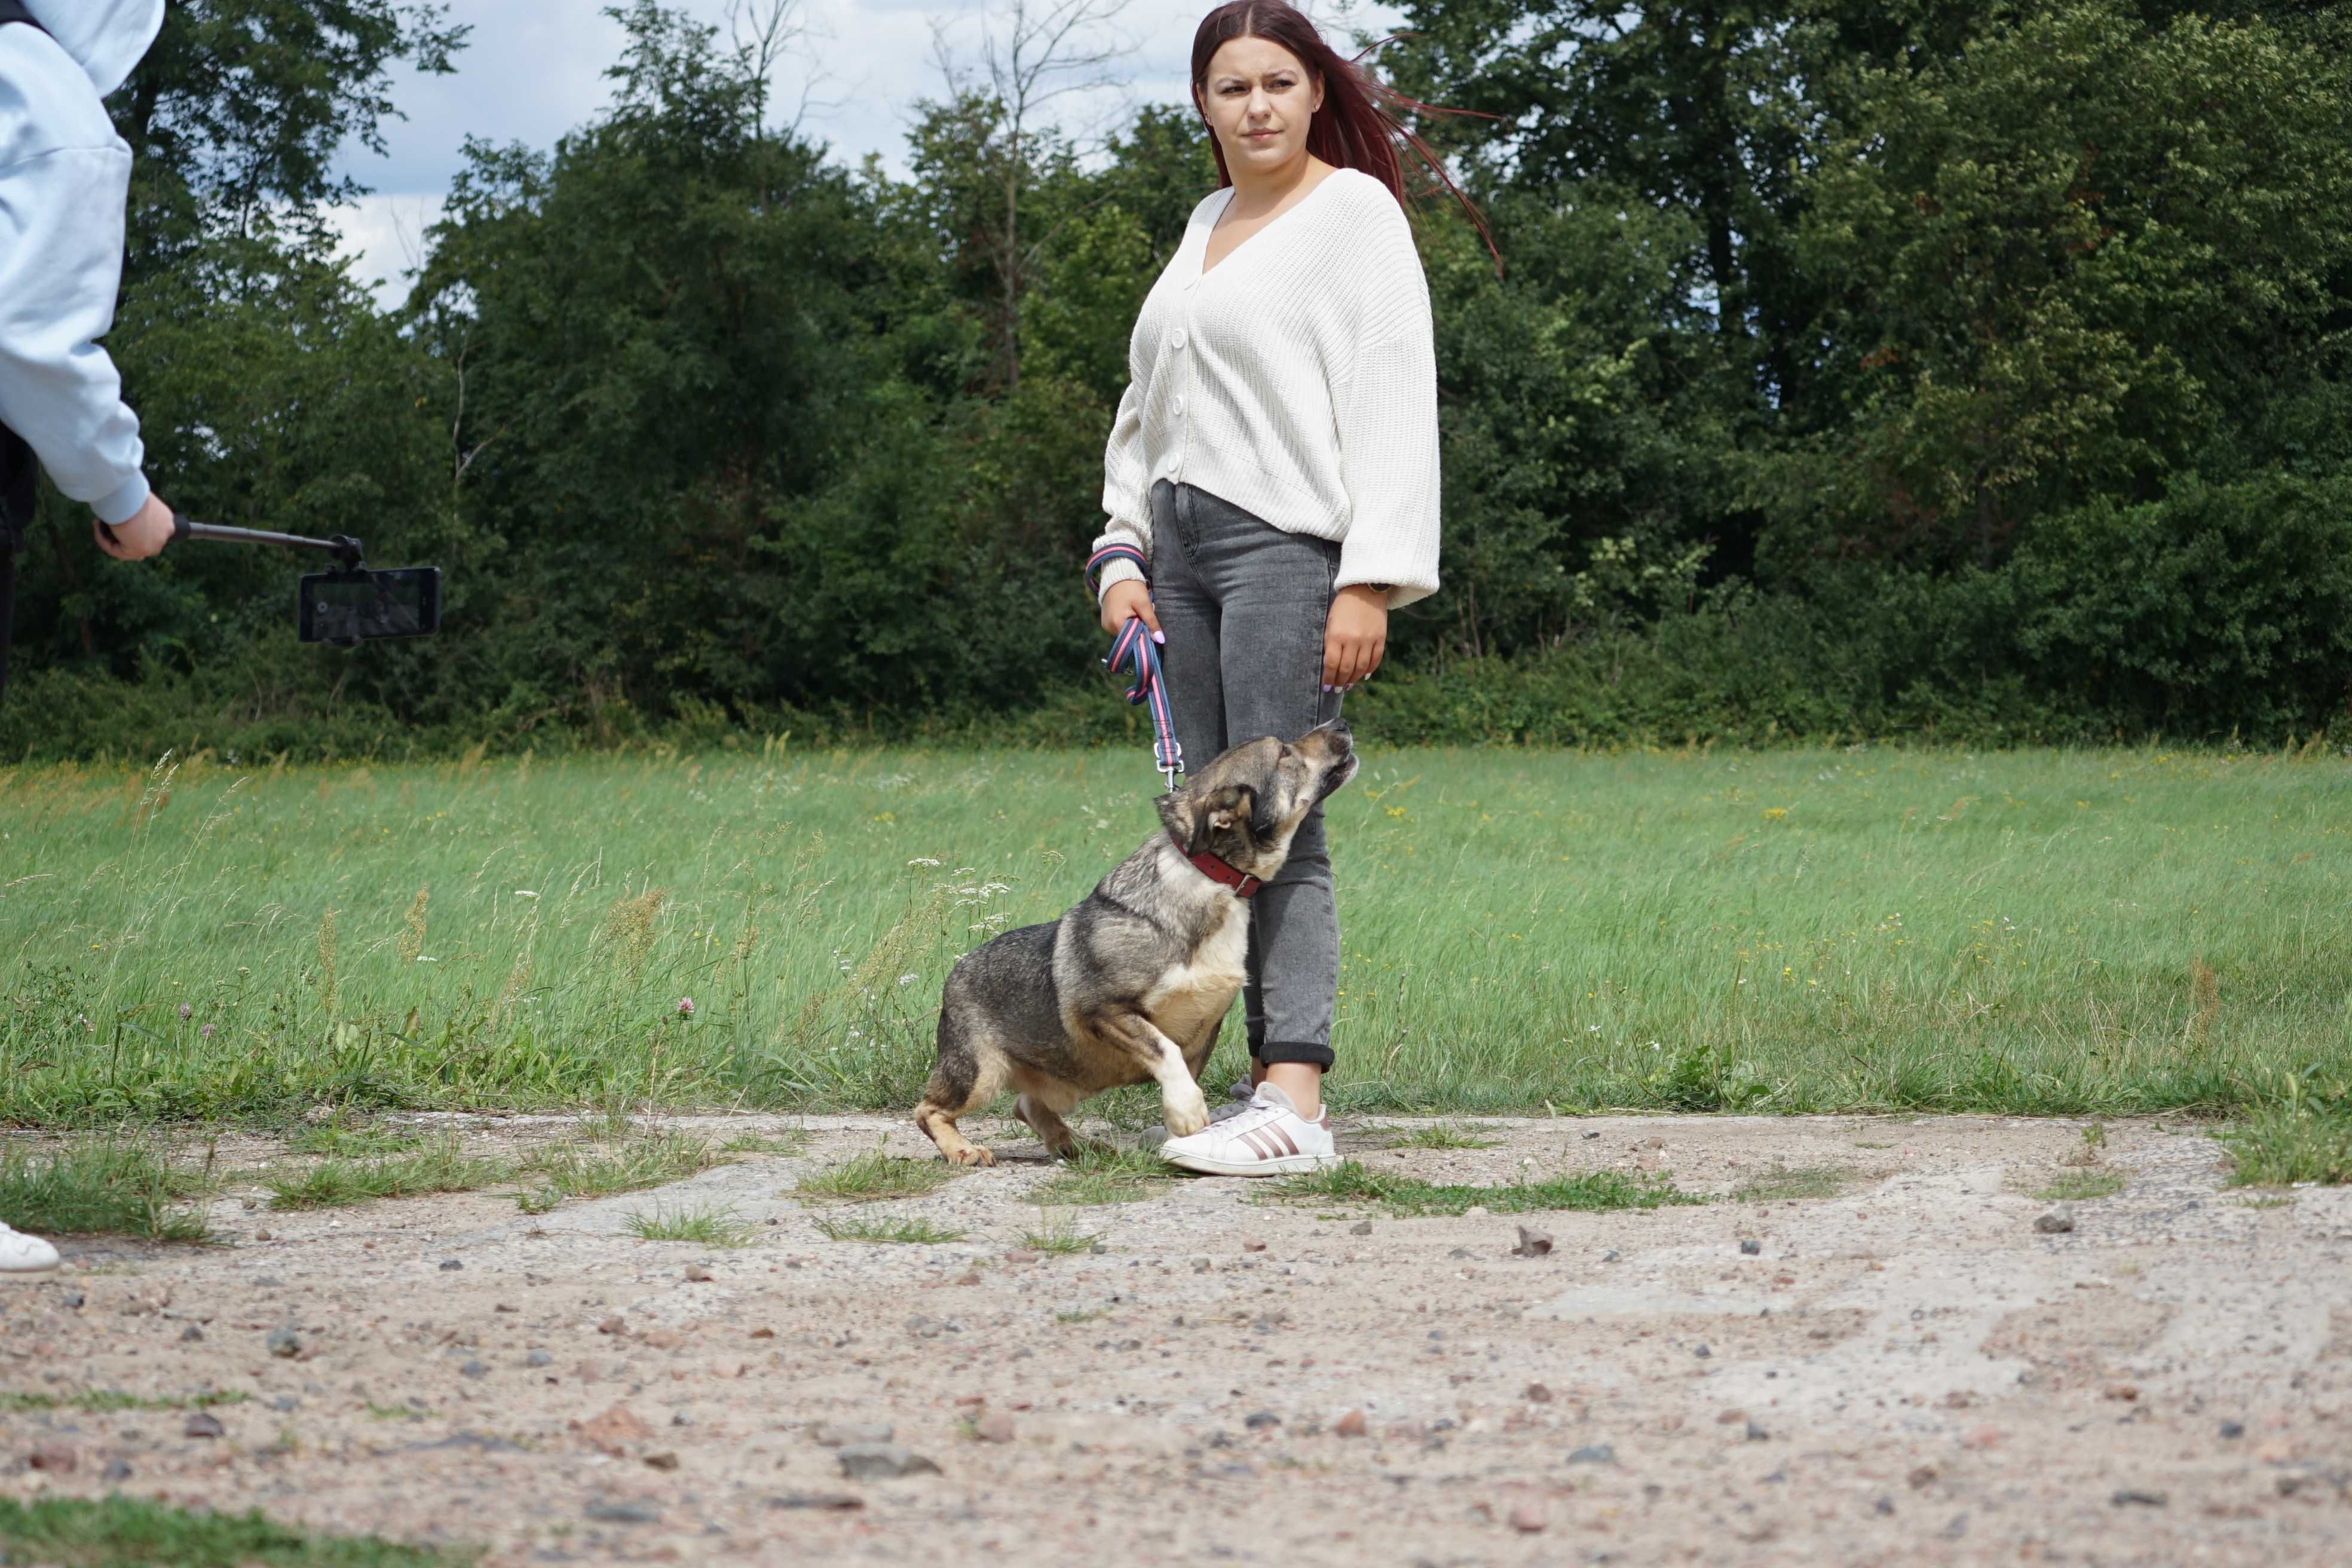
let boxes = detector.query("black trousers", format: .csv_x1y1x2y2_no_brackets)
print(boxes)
0,423,33,706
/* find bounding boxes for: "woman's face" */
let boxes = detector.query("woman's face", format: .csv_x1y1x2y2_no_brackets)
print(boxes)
1196,35,1322,182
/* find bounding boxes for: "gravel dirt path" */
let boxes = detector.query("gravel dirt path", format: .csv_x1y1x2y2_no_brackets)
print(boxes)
4,1112,2347,1565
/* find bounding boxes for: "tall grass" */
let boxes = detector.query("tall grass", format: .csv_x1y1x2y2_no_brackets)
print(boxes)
2,745,2345,1124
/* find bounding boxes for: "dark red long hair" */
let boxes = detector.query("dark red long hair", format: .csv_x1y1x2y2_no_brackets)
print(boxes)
1190,1,1499,272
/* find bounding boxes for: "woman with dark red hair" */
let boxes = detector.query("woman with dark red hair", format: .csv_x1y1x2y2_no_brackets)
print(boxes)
1091,1,1483,1175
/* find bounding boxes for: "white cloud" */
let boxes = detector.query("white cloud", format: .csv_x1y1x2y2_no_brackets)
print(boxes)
329,0,1406,296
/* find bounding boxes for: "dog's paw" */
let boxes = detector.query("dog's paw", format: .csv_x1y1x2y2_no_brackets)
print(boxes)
1163,1090,1211,1138
947,1144,997,1168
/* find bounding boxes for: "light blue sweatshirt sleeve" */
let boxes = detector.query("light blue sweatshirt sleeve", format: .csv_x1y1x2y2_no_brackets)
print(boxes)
0,25,150,525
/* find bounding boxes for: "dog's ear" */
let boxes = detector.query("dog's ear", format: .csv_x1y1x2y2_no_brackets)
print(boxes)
1154,787,1192,847
1189,783,1257,854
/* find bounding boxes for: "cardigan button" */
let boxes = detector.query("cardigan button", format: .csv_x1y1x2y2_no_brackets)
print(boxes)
1170,329,1187,350
1172,397,1186,417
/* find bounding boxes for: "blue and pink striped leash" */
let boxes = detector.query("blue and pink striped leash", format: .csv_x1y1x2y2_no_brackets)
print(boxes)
1085,544,1183,791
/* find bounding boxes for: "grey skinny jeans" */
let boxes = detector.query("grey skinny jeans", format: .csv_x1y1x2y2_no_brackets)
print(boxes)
1150,479,1344,1069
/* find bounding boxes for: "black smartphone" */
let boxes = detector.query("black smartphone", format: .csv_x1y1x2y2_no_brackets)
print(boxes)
298,567,442,644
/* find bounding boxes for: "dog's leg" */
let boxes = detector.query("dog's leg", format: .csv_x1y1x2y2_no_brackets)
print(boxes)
914,1014,1007,1167
1013,1094,1085,1160
1094,1011,1211,1137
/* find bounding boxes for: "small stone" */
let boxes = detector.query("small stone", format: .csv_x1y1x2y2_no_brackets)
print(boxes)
811,1421,894,1447
684,1264,714,1282
955,1270,981,1286
1582,1129,1601,1139
27,1444,78,1474
672,1411,691,1427
1463,1205,1489,1218
1447,1247,1473,1259
1693,1343,1712,1359
252,1229,272,1241
1088,1242,1107,1255
1523,1383,1553,1404
526,1350,553,1368
1908,1465,1938,1490
1745,1422,1768,1442
1507,1502,1548,1533
1962,1426,2005,1450
1333,1409,1367,1438
102,1458,133,1481
268,1395,299,1412
1244,1411,1281,1430
769,1492,865,1511
179,1325,204,1342
584,1500,660,1524
749,1327,775,1339
2035,1211,2075,1234
1601,1249,1621,1262
836,1443,940,1480
1003,1250,1041,1264
185,1412,225,1439
1738,1239,1762,1255
974,1412,1016,1444
642,1329,682,1349
439,1258,463,1271
1349,1221,1373,1236
598,1316,627,1335
1873,1496,1894,1515
2254,1437,2295,1463
265,1327,301,1358
1512,1226,1554,1258
460,1361,489,1379
2111,1489,2167,1507
1242,1238,1267,1252
1567,1444,1615,1464
1717,1409,1747,1425
575,1403,656,1455
2104,1383,2139,1402
2219,1420,2245,1440
644,1451,679,1471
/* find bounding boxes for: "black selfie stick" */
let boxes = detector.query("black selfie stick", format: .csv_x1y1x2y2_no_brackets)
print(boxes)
169,516,366,568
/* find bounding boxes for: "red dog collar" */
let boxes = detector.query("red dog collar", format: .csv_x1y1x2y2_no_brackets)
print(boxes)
1171,831,1262,898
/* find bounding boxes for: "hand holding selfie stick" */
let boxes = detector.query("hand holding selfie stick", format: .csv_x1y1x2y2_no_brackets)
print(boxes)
93,512,440,649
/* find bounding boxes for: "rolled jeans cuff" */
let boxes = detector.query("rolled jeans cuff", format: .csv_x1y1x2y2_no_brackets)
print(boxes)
1254,1039,1335,1071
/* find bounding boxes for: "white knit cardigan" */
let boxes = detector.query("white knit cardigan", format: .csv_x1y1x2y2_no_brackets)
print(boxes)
1091,168,1440,608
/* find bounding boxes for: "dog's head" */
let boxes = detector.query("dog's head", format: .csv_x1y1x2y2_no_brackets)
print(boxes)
1156,719,1359,881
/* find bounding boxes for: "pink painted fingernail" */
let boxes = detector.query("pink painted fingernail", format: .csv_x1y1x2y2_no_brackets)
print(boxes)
1152,631,1165,644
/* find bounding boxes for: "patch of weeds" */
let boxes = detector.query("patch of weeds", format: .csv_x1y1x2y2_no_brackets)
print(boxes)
718,1130,808,1156
0,1390,248,1415
514,1130,721,1214
1731,1166,1854,1202
2222,1104,2352,1187
624,1204,751,1247
2030,1169,2126,1203
0,1493,471,1567
794,1146,957,1203
0,1143,209,1241
268,1138,512,1210
1020,1210,1100,1255
1034,1144,1171,1206
1271,1160,1704,1217
1054,1308,1104,1324
1379,1122,1500,1150
2231,1194,2293,1209
1851,1141,1894,1150
813,1215,964,1245
284,1126,424,1159
363,1403,425,1423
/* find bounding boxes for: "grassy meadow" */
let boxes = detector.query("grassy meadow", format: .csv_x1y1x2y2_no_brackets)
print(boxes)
1,743,2346,1128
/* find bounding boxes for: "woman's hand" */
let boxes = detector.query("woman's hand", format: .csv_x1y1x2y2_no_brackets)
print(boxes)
1101,578,1162,639
93,494,176,561
1324,583,1388,690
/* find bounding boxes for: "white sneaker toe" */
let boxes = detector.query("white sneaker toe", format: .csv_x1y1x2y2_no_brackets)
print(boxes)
0,1224,61,1275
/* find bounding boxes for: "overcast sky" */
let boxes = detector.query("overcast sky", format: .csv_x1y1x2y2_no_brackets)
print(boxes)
328,0,1404,302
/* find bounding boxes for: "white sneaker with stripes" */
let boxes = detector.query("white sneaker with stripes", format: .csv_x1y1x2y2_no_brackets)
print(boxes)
1161,1083,1337,1177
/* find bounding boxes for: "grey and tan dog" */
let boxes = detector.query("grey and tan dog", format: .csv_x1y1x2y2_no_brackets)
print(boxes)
914,720,1358,1166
